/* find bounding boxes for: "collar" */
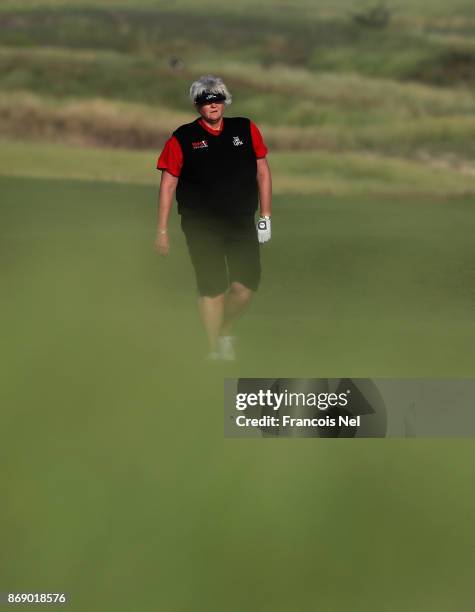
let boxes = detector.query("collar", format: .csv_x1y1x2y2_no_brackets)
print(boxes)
198,117,224,135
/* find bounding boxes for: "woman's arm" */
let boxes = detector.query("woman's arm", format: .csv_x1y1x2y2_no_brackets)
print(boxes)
154,170,179,256
256,158,272,218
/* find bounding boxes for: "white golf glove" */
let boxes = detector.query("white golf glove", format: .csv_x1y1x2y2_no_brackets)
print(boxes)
257,216,271,243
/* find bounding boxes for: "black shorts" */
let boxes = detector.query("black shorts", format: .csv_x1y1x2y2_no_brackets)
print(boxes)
180,212,261,297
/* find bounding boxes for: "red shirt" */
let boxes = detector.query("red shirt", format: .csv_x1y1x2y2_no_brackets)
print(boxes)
157,118,268,177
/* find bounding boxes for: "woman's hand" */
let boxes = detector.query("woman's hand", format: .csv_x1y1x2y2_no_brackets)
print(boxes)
154,231,169,257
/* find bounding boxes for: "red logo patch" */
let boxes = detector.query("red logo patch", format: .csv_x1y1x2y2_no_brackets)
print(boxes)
192,140,208,149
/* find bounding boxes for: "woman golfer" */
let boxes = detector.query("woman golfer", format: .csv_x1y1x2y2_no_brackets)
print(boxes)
154,75,272,361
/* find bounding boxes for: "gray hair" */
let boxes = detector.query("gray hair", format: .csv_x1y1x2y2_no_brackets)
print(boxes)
189,74,232,106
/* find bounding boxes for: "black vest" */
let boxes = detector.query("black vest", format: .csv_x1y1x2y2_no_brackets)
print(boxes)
173,117,258,216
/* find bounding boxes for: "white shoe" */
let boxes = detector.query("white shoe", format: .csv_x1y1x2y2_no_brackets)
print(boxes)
217,336,236,361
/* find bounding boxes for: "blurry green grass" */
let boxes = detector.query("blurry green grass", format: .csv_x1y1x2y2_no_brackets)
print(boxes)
1,0,475,18
3,51,475,158
2,174,475,611
1,4,475,88
4,174,475,378
2,139,475,197
2,47,474,120
2,4,475,164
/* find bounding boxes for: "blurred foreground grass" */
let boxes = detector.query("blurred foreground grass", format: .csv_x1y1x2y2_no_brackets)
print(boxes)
2,175,475,611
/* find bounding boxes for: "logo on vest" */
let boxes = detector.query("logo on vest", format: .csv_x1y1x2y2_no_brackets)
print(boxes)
233,136,244,146
192,140,208,149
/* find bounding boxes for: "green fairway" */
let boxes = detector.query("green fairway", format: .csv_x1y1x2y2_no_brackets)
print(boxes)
2,140,475,197
2,174,474,376
2,174,475,611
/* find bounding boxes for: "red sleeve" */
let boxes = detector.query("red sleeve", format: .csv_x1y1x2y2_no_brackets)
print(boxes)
250,121,268,158
156,136,183,177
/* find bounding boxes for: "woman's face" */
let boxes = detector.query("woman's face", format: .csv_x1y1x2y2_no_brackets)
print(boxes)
197,101,225,124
